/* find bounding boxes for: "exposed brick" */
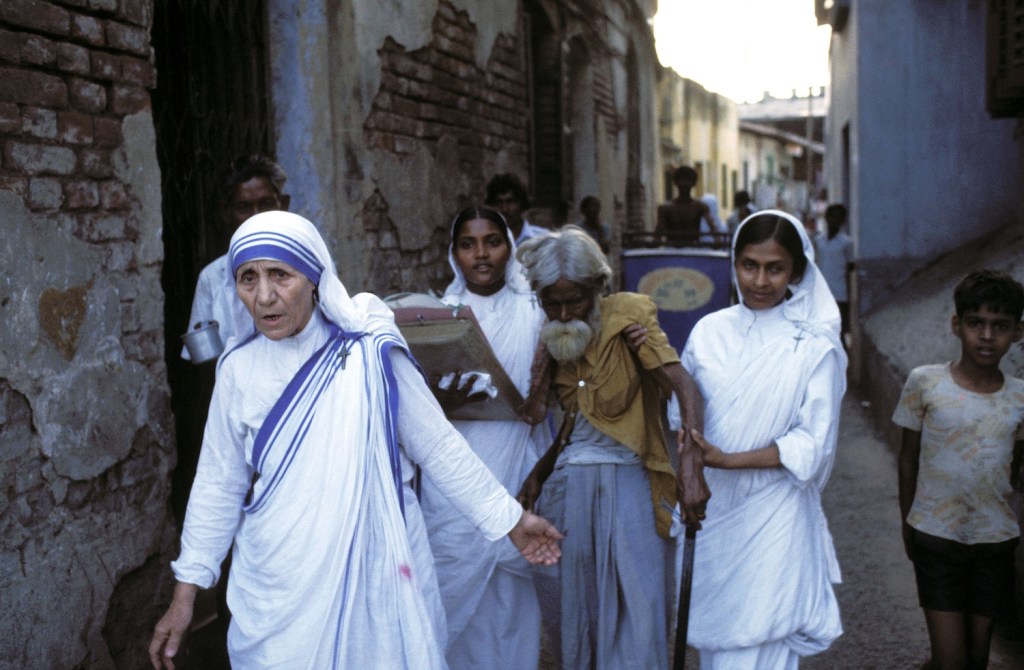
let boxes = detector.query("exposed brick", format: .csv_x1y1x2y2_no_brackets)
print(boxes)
58,110,93,144
69,77,107,113
80,211,126,240
21,34,57,67
102,240,136,273
120,56,155,88
91,51,119,80
56,42,90,75
98,180,128,209
79,147,111,177
364,130,395,152
65,179,100,208
373,91,392,112
368,112,420,136
389,53,432,81
88,0,118,12
0,101,21,133
392,134,420,155
71,13,105,46
0,30,21,64
105,21,149,57
92,117,121,147
22,107,58,139
434,35,473,62
5,141,76,175
119,0,150,27
119,300,139,334
0,68,68,106
122,331,161,365
405,79,431,100
0,0,71,36
27,176,64,210
390,95,418,117
0,174,28,197
110,84,148,114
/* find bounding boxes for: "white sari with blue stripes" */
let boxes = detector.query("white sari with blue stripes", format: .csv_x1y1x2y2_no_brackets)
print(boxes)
174,310,501,668
173,212,524,668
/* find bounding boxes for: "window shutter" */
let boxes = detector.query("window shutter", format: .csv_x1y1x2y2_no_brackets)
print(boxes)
987,0,1024,117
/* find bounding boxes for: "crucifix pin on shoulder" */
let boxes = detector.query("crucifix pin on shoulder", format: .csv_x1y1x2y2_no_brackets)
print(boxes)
338,340,354,369
793,330,806,351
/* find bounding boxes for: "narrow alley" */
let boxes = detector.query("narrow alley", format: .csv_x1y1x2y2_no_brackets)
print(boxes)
675,390,1024,669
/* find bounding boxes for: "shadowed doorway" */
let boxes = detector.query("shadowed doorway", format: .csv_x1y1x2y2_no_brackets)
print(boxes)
152,1,273,666
153,0,274,523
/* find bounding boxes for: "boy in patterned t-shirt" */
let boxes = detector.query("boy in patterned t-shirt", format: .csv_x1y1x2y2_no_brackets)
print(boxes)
893,269,1024,670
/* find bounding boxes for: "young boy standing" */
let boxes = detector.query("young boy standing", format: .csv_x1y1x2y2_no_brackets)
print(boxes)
893,269,1024,670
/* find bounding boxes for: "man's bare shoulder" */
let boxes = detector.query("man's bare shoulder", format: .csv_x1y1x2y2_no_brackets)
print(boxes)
660,199,702,222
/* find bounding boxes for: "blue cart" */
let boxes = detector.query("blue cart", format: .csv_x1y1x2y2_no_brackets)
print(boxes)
620,245,732,352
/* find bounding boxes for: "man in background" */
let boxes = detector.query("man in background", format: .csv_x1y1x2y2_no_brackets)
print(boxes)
486,173,548,244
182,155,291,360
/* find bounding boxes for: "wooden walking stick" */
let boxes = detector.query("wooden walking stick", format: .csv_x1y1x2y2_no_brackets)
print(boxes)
673,523,697,670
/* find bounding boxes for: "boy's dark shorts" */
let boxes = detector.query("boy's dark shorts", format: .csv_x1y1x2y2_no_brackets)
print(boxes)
911,529,1019,618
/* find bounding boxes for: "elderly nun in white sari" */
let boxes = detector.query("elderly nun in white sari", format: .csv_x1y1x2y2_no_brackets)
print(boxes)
670,209,847,669
149,211,562,670
420,206,549,669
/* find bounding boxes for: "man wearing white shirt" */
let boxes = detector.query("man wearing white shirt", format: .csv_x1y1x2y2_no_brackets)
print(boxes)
815,203,855,348
182,155,291,361
485,173,548,244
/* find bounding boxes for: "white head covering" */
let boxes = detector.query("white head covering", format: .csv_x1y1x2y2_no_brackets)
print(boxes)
229,210,402,338
732,209,842,346
443,207,532,298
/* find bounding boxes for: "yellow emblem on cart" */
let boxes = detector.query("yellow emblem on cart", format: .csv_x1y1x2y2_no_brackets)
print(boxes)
637,267,715,312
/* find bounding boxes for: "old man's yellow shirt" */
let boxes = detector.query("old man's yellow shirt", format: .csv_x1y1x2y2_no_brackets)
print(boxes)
552,292,680,537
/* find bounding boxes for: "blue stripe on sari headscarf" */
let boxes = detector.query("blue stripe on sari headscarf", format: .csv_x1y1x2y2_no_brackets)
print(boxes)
227,211,405,339
230,229,324,284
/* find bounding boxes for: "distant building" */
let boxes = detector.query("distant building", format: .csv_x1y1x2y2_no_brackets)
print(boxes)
819,0,1020,313
818,0,1024,622
738,88,827,216
657,71,740,217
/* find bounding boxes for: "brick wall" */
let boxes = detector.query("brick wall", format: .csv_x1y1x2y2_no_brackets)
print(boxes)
366,3,527,162
0,2,175,668
1,0,160,368
363,1,529,295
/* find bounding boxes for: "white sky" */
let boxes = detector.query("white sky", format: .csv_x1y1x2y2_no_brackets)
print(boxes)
653,0,831,104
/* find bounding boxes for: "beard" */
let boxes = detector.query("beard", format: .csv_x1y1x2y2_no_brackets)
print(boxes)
540,318,595,363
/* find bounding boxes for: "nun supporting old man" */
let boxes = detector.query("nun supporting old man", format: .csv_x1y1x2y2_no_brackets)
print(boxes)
149,211,563,670
671,209,847,669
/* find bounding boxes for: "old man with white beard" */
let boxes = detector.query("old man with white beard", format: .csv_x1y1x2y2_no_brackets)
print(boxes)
515,226,710,669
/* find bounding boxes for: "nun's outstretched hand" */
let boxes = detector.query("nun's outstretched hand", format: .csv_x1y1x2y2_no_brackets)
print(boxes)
508,510,564,565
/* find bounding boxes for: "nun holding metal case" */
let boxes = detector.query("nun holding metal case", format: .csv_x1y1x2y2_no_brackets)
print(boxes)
418,205,551,670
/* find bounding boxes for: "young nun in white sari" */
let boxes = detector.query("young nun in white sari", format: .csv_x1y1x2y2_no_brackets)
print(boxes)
149,211,562,670
671,210,847,669
421,205,548,669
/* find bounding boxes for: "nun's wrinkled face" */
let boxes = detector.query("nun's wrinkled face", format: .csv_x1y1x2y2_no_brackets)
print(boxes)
235,259,316,340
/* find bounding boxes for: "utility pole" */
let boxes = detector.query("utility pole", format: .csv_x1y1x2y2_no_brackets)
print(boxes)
806,86,814,217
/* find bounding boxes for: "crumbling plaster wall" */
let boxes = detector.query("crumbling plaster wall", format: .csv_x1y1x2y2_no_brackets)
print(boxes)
270,0,522,296
0,1,175,667
270,0,661,294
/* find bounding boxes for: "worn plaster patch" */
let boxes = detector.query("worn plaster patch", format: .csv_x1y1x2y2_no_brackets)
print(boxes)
34,353,156,480
38,284,90,360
